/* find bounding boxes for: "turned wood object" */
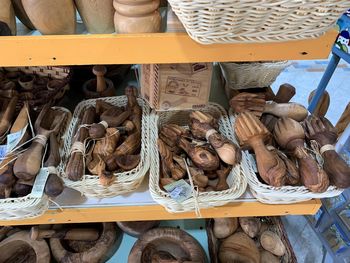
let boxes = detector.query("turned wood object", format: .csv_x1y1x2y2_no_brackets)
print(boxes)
0,0,16,35
0,96,18,140
274,117,329,192
305,116,350,188
235,112,286,187
308,90,330,117
230,92,307,121
11,0,35,30
66,107,96,181
336,102,350,137
189,111,241,166
50,223,117,263
128,227,206,263
30,227,99,241
22,0,76,35
0,231,51,263
14,106,66,181
215,165,231,191
83,66,115,99
113,0,161,33
116,221,160,237
75,0,115,33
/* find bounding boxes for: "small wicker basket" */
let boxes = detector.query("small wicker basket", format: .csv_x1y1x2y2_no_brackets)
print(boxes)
168,0,349,44
229,111,343,204
149,103,249,213
60,96,150,198
220,61,290,90
0,106,71,220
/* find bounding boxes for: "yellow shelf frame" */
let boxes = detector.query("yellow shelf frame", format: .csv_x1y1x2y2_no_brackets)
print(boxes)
0,200,321,226
0,31,337,66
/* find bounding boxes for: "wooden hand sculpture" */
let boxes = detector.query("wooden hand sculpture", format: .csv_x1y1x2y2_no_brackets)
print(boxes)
235,112,286,187
230,92,307,121
189,111,241,166
304,116,350,188
274,117,329,192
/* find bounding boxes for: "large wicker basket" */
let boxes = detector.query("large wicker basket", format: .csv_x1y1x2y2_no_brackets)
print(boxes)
220,61,290,90
60,96,150,198
229,112,344,204
168,0,349,44
149,103,249,213
0,106,71,220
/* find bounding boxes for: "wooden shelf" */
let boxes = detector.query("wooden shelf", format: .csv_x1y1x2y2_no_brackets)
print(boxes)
0,199,321,226
0,30,337,67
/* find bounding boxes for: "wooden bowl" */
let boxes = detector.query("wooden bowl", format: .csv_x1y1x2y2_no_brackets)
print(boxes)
117,221,160,237
82,78,115,99
0,231,50,263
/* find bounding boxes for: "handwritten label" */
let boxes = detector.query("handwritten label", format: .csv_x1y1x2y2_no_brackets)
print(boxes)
30,168,50,198
0,145,7,161
6,125,28,153
164,179,192,203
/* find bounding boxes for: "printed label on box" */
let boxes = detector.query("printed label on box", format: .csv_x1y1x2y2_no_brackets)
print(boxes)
164,179,192,203
165,77,201,97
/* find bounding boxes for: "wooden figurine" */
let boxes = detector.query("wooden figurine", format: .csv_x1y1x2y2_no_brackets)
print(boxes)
113,0,161,33
75,0,115,34
22,0,76,35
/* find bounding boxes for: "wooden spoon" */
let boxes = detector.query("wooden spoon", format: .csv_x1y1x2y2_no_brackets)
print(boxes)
308,90,330,117
234,112,286,187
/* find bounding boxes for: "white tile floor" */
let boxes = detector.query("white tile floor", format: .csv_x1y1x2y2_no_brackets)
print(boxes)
272,58,349,263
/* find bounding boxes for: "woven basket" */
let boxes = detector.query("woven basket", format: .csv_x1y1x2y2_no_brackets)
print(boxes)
220,61,290,90
168,0,349,44
149,103,248,213
0,106,71,220
2,66,71,113
60,96,150,198
229,111,344,204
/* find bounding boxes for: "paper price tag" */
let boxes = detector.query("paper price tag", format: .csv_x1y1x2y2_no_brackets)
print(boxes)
30,168,50,198
164,179,192,203
0,145,7,161
6,125,28,153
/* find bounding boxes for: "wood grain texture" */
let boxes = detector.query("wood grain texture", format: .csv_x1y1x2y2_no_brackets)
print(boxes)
0,0,16,35
22,0,76,35
11,0,35,30
75,0,114,34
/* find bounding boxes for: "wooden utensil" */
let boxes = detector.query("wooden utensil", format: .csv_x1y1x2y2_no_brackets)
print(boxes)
83,66,115,99
66,106,96,181
230,92,307,121
75,0,114,33
0,95,18,140
274,117,329,192
189,111,241,166
0,0,16,35
304,115,350,188
128,227,207,263
30,227,99,241
116,221,160,237
336,102,350,137
308,89,330,117
22,0,76,35
14,106,66,181
0,231,50,263
11,0,35,30
234,112,286,187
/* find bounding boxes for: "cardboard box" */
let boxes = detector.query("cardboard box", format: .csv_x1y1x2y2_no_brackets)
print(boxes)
141,63,212,111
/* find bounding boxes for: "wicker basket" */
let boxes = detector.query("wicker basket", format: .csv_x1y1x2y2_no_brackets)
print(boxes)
149,103,248,213
2,66,71,113
60,96,150,198
168,0,349,44
0,106,71,220
220,61,290,90
229,111,344,204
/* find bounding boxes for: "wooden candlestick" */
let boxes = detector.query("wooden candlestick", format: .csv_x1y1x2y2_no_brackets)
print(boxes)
235,112,286,187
